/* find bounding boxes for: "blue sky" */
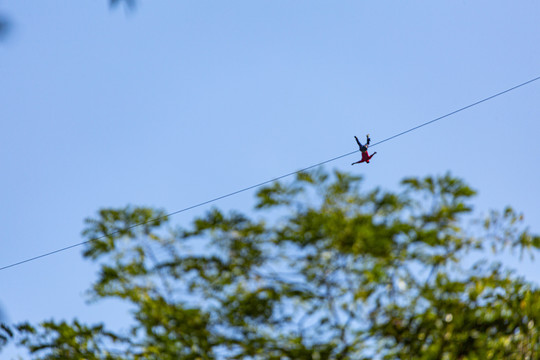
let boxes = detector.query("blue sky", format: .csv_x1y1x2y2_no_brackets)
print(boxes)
1,1,539,357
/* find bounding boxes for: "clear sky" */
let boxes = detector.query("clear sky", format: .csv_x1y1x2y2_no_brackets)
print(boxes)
1,1,539,357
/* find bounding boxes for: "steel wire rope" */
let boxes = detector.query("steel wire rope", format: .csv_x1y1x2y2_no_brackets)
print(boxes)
1,75,539,272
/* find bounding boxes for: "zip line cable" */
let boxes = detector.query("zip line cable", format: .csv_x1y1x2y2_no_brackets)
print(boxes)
1,75,539,272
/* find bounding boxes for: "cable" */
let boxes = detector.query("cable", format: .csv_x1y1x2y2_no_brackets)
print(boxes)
1,75,539,272
370,75,540,147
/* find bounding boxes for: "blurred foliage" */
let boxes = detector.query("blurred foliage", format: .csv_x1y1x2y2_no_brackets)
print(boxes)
110,0,136,10
4,170,540,359
0,0,135,42
0,306,11,350
0,14,9,40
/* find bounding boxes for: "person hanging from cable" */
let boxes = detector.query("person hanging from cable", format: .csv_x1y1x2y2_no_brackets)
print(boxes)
352,134,377,165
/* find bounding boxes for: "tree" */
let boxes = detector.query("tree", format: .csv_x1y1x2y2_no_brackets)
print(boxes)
7,170,540,359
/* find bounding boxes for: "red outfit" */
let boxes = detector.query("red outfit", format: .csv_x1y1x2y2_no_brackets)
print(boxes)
358,151,375,163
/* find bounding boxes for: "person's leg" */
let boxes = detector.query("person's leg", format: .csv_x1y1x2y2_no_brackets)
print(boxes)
368,152,377,160
355,136,363,149
351,159,365,165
